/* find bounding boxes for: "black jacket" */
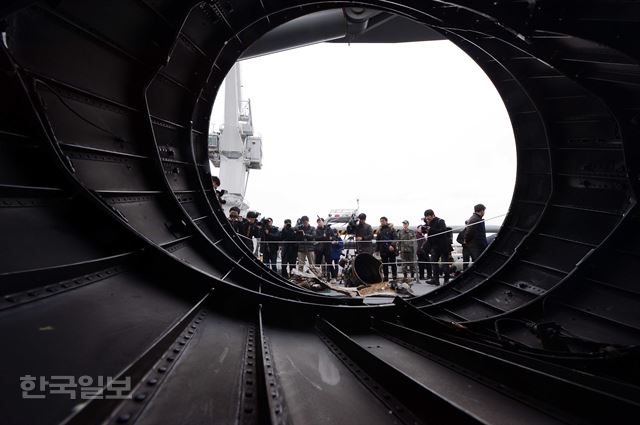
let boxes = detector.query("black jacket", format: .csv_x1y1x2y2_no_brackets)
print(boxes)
376,224,397,256
280,225,298,257
350,222,374,254
260,225,281,255
314,226,332,253
426,217,449,250
295,224,315,252
237,219,260,249
464,212,487,248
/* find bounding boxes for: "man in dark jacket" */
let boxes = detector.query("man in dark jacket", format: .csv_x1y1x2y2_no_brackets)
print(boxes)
416,227,432,280
464,204,488,265
280,219,297,278
238,210,260,252
259,218,280,272
348,213,374,254
376,216,397,281
211,176,226,205
228,206,242,233
424,209,450,285
314,218,332,278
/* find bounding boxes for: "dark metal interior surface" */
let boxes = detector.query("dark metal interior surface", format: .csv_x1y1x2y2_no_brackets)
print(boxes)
1,1,639,424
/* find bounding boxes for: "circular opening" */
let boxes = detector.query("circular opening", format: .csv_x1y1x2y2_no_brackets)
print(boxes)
208,9,515,285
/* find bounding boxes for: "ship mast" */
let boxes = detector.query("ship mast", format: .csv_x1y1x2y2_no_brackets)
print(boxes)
208,62,262,214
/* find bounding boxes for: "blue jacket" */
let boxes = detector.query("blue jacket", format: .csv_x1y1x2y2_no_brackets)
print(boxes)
330,236,344,261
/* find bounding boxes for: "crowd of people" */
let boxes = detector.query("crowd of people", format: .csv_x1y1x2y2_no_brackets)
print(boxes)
214,171,489,286
224,203,489,286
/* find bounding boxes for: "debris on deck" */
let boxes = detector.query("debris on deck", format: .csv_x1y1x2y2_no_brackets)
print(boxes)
289,269,414,297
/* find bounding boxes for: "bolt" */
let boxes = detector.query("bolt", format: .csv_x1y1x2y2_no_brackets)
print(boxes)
147,378,158,386
116,413,131,423
158,367,167,373
134,393,147,402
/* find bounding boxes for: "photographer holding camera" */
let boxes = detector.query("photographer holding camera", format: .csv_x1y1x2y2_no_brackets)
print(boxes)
280,219,298,278
314,218,332,278
211,176,227,205
347,213,374,254
295,216,315,271
258,217,280,273
228,206,242,233
238,210,261,251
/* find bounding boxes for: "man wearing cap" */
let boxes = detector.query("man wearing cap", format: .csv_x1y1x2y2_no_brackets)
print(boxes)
280,219,297,278
397,220,417,281
348,213,374,254
464,204,488,265
295,216,315,271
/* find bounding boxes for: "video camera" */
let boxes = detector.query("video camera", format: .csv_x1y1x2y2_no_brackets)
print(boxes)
214,188,227,204
347,213,359,233
420,217,430,234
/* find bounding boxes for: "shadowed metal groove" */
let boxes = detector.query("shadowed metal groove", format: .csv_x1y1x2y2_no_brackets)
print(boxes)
1,1,639,424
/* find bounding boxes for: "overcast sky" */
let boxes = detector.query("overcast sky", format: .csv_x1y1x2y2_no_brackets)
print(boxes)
210,40,516,228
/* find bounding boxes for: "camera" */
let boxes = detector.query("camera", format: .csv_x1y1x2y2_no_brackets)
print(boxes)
347,214,359,233
214,189,227,204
